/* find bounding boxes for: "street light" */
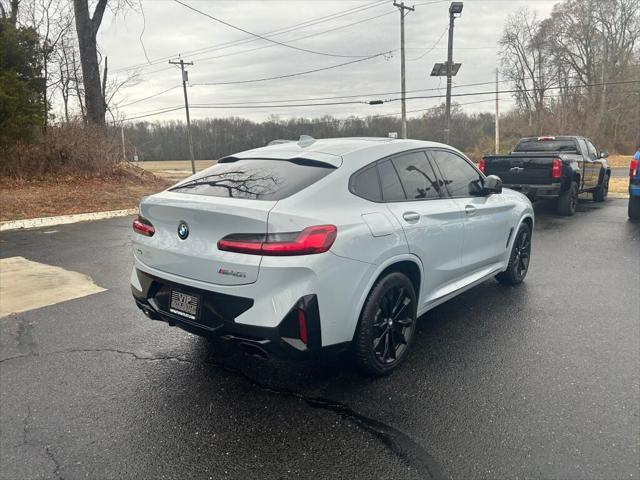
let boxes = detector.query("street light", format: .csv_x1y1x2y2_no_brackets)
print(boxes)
449,1,463,15
444,1,463,145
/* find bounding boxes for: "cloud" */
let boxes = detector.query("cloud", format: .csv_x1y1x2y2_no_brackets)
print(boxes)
100,0,556,123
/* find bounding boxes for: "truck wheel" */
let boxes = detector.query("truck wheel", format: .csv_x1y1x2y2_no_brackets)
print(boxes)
629,196,640,220
593,173,609,202
557,181,578,216
353,272,417,376
496,222,532,285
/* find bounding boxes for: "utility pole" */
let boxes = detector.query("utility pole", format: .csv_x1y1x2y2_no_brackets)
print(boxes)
394,1,414,139
169,58,196,174
495,67,500,154
445,2,463,145
121,124,126,161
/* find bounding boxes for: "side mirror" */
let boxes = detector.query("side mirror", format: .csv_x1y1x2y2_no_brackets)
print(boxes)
600,150,609,159
483,175,502,195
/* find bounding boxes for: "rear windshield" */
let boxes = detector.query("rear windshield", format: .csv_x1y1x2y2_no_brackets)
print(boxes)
514,139,577,152
169,158,334,200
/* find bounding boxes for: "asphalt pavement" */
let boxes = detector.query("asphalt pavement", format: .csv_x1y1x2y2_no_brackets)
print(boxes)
1,198,638,480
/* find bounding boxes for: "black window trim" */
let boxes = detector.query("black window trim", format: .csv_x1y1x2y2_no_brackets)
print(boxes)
425,147,486,200
348,148,452,204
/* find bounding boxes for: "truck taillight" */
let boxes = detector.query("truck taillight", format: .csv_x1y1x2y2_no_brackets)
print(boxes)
218,225,337,256
630,159,639,177
478,159,485,173
552,158,562,179
132,216,155,237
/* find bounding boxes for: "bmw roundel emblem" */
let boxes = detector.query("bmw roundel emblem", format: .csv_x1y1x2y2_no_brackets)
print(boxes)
177,221,189,240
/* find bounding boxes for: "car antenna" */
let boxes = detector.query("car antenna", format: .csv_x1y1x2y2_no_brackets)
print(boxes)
298,135,316,148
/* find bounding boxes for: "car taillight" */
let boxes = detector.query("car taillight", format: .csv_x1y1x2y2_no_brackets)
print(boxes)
552,158,562,179
630,159,639,177
217,225,337,256
478,159,485,173
298,309,308,345
132,216,155,237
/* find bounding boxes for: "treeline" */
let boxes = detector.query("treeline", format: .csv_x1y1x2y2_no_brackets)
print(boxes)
124,106,500,161
499,0,639,152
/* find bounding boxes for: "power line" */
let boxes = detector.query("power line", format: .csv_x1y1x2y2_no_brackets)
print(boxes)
118,85,181,108
119,80,639,121
193,52,392,86
172,0,382,59
387,79,640,103
114,0,389,73
409,25,448,61
117,79,499,111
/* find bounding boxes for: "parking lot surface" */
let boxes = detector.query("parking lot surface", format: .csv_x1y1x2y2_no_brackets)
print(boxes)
1,198,638,479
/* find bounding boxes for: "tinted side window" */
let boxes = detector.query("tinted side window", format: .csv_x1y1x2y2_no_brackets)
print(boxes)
350,165,381,201
586,141,598,160
392,151,442,200
577,139,588,156
378,160,406,202
430,150,483,197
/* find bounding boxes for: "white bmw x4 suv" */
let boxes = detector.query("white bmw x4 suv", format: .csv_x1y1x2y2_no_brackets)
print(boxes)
131,137,534,375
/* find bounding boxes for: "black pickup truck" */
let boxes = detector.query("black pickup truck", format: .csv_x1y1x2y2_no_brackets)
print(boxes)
481,136,611,216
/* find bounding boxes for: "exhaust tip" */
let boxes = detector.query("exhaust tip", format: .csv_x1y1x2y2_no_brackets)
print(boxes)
238,342,269,359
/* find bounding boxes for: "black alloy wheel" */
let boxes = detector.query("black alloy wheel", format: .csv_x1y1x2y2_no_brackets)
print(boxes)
353,272,417,376
496,223,532,285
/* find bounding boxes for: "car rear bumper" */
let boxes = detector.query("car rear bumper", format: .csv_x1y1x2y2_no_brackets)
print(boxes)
629,178,640,196
131,268,348,360
503,183,561,199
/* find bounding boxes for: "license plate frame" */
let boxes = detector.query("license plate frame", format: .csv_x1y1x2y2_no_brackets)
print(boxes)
169,289,201,321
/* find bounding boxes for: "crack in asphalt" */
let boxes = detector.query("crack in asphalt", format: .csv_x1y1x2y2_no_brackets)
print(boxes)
19,405,63,480
2,347,447,480
44,444,63,480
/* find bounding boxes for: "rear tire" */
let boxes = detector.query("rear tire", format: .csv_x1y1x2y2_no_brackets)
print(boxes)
353,272,417,376
496,223,532,285
557,181,578,216
629,196,640,220
593,173,609,202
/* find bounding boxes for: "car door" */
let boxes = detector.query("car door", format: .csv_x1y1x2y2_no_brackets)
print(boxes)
428,148,513,274
380,151,465,305
576,138,592,189
585,139,603,189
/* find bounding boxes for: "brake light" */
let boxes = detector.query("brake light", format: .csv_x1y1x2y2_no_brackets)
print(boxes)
538,136,556,141
217,225,337,256
552,158,562,179
478,159,485,173
630,159,639,177
298,309,308,344
132,217,155,237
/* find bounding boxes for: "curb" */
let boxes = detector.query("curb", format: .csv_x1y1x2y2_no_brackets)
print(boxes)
0,208,138,232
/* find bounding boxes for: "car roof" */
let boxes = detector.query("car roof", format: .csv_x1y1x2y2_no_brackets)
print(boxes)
226,137,458,168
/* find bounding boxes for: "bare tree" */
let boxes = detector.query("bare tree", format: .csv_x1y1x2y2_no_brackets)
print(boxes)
500,9,555,132
73,0,108,125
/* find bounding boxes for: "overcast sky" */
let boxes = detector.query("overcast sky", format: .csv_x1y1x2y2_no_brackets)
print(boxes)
98,0,557,123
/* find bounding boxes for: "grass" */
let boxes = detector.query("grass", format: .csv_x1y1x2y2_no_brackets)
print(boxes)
606,155,633,168
608,177,630,195
133,160,216,182
0,165,170,222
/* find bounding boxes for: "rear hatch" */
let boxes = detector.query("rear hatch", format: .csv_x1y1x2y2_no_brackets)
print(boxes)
483,154,557,185
133,156,336,286
137,193,274,286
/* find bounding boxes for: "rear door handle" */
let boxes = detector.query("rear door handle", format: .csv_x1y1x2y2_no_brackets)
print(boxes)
465,205,477,216
402,211,420,223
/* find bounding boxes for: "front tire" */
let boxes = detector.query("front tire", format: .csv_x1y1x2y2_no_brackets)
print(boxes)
353,272,417,376
496,223,532,285
629,196,640,220
557,181,578,216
